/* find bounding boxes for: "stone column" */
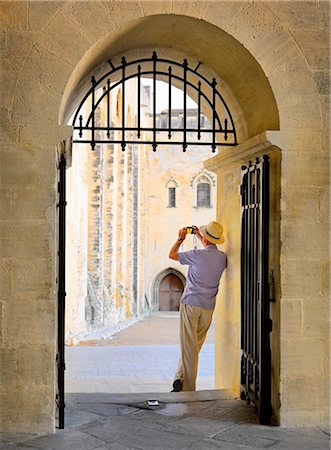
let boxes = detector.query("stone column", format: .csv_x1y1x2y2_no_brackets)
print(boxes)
205,132,281,424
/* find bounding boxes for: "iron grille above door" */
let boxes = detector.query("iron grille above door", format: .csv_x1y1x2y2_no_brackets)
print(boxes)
240,155,272,425
72,52,237,152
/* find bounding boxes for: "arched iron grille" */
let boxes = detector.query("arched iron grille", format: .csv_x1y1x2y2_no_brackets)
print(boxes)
72,52,237,152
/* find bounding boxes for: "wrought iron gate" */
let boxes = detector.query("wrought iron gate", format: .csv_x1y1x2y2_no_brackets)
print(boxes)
56,153,66,429
72,52,237,152
240,155,272,424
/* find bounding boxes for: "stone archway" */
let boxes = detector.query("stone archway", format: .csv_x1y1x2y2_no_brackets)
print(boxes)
2,2,328,434
152,268,186,311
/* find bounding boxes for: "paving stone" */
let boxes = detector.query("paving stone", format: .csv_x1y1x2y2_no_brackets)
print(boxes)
20,430,105,450
270,433,330,449
212,427,280,448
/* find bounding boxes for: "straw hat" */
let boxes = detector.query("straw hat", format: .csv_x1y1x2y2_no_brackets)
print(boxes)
199,221,225,244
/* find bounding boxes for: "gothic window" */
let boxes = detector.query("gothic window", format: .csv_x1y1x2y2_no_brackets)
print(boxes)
197,182,211,207
168,187,176,207
191,171,215,208
166,177,178,208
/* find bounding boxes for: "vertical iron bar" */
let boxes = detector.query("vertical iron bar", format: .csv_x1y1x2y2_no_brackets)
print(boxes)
198,81,201,140
168,66,172,139
121,57,126,151
152,51,157,152
57,153,66,429
183,59,188,152
212,78,217,152
259,154,271,425
79,115,83,138
137,65,141,139
91,76,96,150
224,118,228,141
107,79,110,138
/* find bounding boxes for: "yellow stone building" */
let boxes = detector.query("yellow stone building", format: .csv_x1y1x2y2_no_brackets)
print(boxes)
0,0,329,433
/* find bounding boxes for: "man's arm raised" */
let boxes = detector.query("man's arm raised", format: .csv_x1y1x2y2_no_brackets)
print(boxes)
169,228,187,261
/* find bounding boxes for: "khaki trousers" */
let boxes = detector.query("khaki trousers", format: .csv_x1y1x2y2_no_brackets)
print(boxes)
175,303,214,391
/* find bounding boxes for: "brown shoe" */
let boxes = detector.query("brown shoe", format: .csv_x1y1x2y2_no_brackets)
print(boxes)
171,379,182,392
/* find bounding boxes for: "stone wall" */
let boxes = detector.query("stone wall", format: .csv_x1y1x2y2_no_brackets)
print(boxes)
0,0,329,432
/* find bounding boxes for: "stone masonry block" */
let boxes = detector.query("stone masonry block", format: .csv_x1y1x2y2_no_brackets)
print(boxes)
281,223,329,261
0,302,2,344
267,1,318,30
17,45,72,96
313,71,330,95
0,348,19,388
281,376,329,415
291,29,330,69
28,1,61,31
0,385,54,433
19,124,72,147
0,1,28,31
141,0,173,16
6,258,53,300
0,108,19,144
3,302,55,346
62,2,116,42
302,297,330,338
321,261,330,297
18,346,55,387
280,300,303,337
282,152,329,187
36,11,91,66
173,0,206,19
0,146,55,186
281,338,326,379
0,260,11,300
281,186,320,225
0,222,52,259
281,260,321,300
105,1,143,28
0,26,7,54
12,79,62,124
319,186,330,224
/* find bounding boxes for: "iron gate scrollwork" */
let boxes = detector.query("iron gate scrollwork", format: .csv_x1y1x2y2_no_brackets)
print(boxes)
72,51,237,152
240,155,272,425
56,153,66,429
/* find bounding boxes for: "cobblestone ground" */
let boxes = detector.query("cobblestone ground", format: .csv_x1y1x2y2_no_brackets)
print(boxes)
66,312,215,393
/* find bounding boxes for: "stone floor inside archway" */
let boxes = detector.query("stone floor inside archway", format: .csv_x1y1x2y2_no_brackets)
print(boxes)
1,314,329,449
1,390,329,449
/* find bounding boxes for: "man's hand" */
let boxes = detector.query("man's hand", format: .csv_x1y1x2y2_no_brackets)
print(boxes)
169,228,187,261
178,228,187,241
193,225,203,241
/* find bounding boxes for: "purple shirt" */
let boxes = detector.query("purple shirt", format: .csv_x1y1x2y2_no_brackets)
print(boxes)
178,244,227,310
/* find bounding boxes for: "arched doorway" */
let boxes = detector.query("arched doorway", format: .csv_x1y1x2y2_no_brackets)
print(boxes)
159,273,184,311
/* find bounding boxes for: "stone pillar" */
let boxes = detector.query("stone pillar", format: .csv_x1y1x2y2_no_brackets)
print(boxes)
205,132,281,424
102,140,115,325
0,124,72,433
86,122,105,327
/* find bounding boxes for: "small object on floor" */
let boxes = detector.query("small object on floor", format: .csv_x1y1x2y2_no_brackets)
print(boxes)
171,379,183,392
146,399,159,406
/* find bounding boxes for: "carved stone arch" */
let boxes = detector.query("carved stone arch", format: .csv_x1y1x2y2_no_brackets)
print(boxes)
152,268,186,311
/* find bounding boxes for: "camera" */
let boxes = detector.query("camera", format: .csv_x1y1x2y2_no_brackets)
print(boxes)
186,226,195,234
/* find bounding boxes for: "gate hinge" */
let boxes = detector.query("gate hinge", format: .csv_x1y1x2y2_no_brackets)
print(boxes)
269,270,275,302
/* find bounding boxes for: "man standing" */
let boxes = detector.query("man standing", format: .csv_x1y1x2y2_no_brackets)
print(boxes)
169,221,227,392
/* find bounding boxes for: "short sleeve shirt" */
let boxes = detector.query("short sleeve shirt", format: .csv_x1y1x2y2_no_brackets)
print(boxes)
178,244,227,310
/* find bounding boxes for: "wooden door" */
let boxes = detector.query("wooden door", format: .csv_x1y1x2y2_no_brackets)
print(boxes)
159,274,183,311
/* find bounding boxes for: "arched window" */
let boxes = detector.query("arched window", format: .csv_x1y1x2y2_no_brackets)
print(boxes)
191,171,215,208
166,177,178,208
197,182,211,207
